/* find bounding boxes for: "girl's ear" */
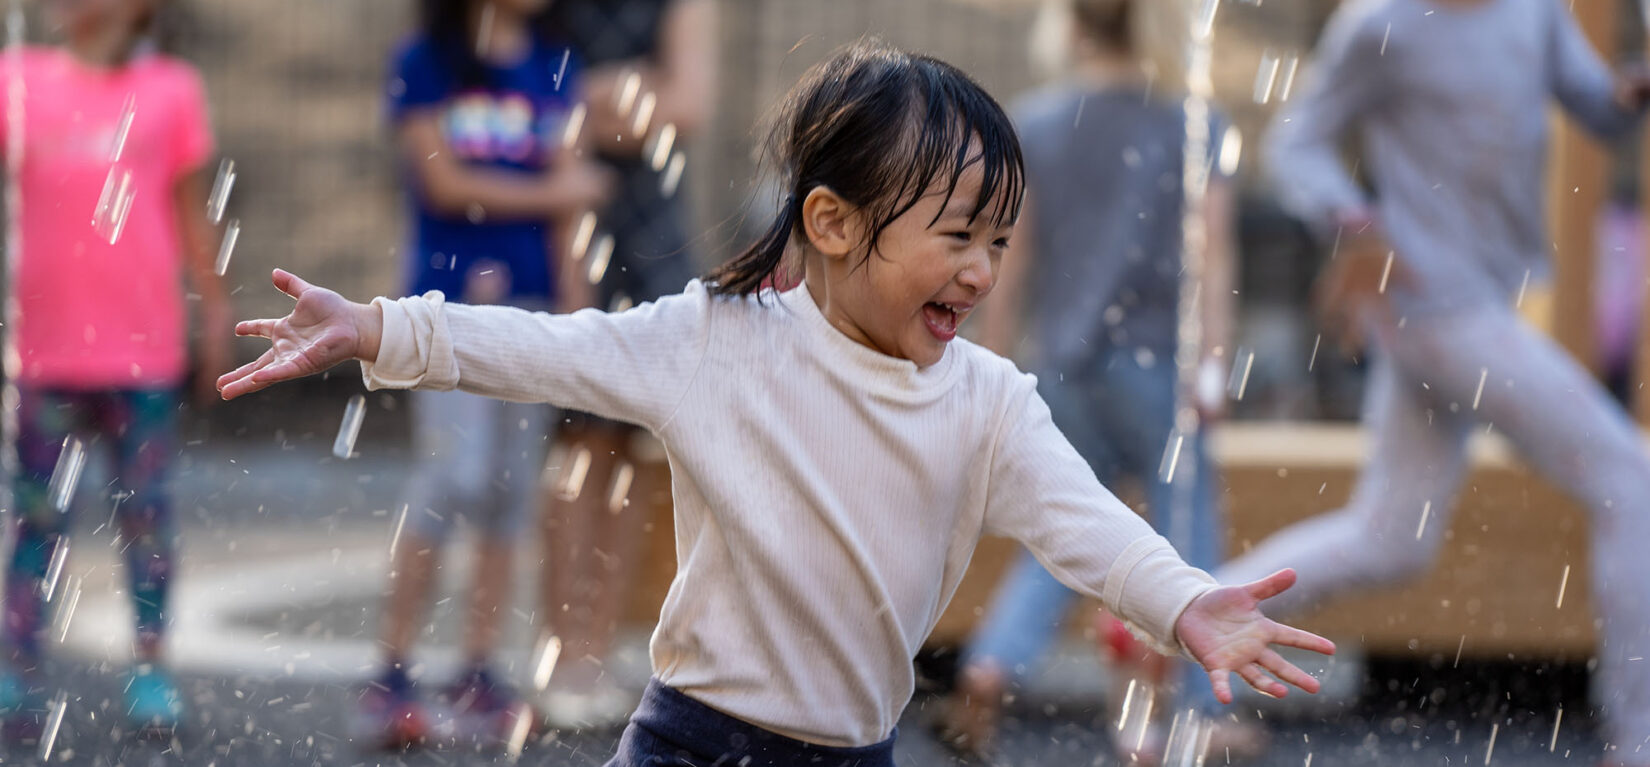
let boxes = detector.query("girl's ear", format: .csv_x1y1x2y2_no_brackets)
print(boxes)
800,186,863,261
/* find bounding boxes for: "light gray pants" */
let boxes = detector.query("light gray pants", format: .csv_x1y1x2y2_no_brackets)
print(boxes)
1219,306,1650,749
403,389,552,540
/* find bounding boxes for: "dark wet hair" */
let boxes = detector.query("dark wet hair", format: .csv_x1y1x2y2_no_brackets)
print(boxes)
707,41,1026,296
420,0,560,89
1072,0,1134,54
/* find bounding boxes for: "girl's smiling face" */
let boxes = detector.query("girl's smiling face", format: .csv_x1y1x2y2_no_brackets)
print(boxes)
803,158,1015,368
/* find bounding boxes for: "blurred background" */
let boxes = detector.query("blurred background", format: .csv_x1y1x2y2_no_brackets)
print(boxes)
2,0,1648,764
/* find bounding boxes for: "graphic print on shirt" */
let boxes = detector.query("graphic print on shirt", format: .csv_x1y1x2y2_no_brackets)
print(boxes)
441,90,573,167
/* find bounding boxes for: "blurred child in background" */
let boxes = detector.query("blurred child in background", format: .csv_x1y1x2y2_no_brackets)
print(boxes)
365,0,610,747
0,0,229,739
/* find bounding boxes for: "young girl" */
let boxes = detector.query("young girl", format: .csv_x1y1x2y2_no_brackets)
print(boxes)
366,0,610,746
0,0,228,739
221,43,1332,764
1218,1,1650,763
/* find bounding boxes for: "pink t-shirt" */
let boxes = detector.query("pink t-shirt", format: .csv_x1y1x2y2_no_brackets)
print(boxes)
2,47,213,388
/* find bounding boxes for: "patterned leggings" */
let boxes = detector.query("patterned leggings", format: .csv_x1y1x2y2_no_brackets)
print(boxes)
7,387,176,665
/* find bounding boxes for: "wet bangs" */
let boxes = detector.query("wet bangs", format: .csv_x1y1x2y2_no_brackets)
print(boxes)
881,56,1026,240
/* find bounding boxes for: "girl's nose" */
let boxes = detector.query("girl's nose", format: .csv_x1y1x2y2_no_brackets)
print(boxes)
957,251,995,297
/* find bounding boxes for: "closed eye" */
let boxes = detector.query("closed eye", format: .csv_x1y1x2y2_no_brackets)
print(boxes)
945,231,971,243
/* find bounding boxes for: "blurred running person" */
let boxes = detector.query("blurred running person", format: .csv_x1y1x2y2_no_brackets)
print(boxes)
1216,1,1650,763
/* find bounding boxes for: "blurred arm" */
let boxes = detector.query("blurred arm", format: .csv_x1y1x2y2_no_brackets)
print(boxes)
583,0,719,156
651,0,718,137
1199,174,1236,362
1262,6,1386,231
398,114,592,220
1547,0,1645,140
175,168,233,394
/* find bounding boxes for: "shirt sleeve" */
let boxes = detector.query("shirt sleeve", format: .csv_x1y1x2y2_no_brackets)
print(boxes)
1262,3,1388,232
1547,0,1644,140
389,39,451,123
982,376,1217,656
169,65,215,181
362,280,714,432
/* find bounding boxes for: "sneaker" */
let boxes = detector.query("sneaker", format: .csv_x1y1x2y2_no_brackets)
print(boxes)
125,664,184,735
445,665,533,745
356,665,426,750
0,663,45,743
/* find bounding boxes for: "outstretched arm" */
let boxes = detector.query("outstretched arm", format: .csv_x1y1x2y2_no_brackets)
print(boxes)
1547,0,1650,140
982,384,1333,702
220,270,712,431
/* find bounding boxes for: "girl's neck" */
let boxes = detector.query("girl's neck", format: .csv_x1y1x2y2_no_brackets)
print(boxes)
471,1,532,66
67,26,140,69
1070,48,1144,88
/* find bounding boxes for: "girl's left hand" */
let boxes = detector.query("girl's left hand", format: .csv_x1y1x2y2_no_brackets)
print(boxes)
1173,569,1336,704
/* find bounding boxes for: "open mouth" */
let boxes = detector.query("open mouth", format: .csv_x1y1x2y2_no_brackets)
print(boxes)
922,301,962,342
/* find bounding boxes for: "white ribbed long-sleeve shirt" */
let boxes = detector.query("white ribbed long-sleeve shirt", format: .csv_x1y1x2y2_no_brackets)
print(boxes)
362,280,1216,747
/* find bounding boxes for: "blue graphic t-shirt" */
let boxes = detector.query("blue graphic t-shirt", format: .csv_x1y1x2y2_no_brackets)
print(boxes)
389,36,578,302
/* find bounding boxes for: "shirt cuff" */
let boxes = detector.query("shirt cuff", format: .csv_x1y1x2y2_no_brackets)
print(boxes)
1105,536,1219,657
359,291,460,391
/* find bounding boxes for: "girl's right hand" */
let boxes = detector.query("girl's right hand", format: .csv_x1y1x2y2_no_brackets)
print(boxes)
217,269,382,400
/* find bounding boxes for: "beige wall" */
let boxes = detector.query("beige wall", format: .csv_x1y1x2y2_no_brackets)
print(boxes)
162,0,1330,354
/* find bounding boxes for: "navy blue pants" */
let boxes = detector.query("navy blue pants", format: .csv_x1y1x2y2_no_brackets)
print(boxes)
604,679,897,766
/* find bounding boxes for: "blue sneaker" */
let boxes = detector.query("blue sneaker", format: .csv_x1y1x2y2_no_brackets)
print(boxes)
125,664,183,733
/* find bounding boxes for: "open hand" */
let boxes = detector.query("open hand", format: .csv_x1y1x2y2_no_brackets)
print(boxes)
217,269,379,400
1174,569,1336,704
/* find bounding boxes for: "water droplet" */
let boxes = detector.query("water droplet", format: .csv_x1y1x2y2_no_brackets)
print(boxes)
47,437,86,513
332,394,366,459
586,234,614,285
1253,48,1280,103
649,123,677,172
214,219,240,276
107,95,135,163
660,151,687,198
207,158,236,224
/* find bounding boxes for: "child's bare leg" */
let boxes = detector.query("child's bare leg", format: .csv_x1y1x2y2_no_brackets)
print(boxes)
382,536,441,663
541,422,625,689
464,539,514,662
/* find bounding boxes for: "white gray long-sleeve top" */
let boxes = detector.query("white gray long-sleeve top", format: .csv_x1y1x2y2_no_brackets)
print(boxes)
361,280,1216,747
1266,0,1643,314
